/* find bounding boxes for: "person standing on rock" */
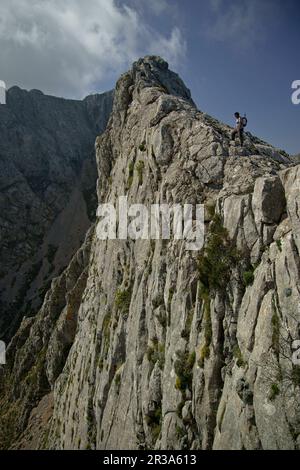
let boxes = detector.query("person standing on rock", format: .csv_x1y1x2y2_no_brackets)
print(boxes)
230,112,245,147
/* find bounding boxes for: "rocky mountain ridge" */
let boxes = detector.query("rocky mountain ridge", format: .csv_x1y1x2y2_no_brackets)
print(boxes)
1,56,300,450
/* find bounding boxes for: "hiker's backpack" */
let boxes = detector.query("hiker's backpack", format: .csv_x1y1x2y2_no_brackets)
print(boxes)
242,115,248,128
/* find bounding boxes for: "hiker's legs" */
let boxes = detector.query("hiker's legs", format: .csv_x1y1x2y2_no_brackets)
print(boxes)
231,129,237,142
239,129,244,146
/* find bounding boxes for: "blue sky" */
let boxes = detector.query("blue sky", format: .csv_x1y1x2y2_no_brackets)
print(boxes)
0,0,299,153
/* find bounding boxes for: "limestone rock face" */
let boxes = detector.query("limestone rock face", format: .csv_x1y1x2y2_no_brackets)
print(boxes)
1,56,300,450
0,88,113,340
252,176,286,225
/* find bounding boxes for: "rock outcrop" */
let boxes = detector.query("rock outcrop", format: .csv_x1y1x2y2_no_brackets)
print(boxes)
293,154,300,163
1,56,300,450
0,88,113,340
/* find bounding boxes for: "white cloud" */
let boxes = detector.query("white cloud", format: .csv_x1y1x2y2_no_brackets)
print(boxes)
0,0,186,98
122,0,170,17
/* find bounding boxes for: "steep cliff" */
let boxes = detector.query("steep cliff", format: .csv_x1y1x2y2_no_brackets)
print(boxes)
1,56,300,450
0,88,113,340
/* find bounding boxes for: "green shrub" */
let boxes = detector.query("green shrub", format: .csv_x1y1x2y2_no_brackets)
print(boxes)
145,403,162,442
174,350,195,392
168,288,174,309
271,311,280,355
147,345,155,362
198,345,210,368
206,204,216,220
146,341,165,370
115,372,121,395
127,161,135,189
233,344,245,368
269,383,280,401
152,294,164,309
181,308,194,340
156,309,167,328
152,423,161,442
175,425,186,439
198,214,239,292
136,161,145,185
115,288,132,316
243,269,255,287
198,290,212,368
139,142,146,152
176,401,185,418
187,351,196,370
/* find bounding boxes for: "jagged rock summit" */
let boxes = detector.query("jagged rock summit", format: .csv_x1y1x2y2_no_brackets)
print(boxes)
1,57,300,451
